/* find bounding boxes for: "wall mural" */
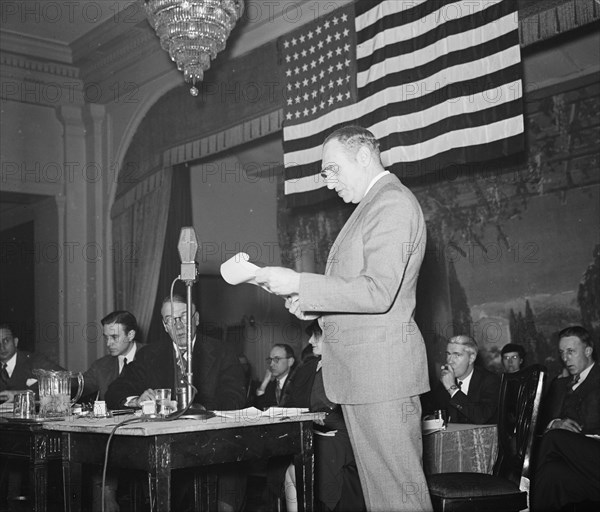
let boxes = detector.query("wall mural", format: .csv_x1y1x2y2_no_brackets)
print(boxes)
278,77,600,383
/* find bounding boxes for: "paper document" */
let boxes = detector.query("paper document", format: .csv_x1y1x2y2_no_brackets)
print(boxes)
220,252,260,286
212,407,309,421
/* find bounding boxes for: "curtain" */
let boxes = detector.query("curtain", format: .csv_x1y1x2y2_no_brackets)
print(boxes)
146,164,194,344
111,167,173,340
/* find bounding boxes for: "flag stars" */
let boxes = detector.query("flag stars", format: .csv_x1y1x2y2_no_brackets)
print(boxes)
328,96,334,105
312,105,317,114
311,90,318,98
346,91,351,99
301,49,307,58
285,55,291,63
332,16,339,25
295,81,301,89
336,61,343,71
286,112,293,120
343,28,349,37
295,95,301,104
344,43,350,52
319,70,325,79
286,69,292,77
294,66,300,75
287,98,293,106
307,31,314,39
302,63,308,72
303,92,309,101
328,65,334,74
324,21,330,29
284,40,290,49
293,53,299,61
295,110,301,119
291,38,297,46
318,55,325,64
310,60,317,68
309,45,316,54
327,50,333,59
319,101,325,109
302,78,309,87
336,77,344,86
326,35,332,44
316,26,322,35
317,40,324,50
303,108,309,116
311,75,317,83
334,32,341,41
337,93,343,102
336,47,342,56
299,35,306,43
328,80,334,89
319,85,326,94
341,13,348,22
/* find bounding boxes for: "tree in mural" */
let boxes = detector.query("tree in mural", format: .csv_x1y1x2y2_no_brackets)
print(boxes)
578,243,600,342
448,260,472,336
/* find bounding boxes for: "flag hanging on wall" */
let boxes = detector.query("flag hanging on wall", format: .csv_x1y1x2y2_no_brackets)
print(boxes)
279,0,524,207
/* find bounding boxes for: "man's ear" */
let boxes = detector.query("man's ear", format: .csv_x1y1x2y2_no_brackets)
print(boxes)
356,145,371,167
469,352,476,365
193,311,200,327
13,337,19,348
585,346,593,358
127,330,135,342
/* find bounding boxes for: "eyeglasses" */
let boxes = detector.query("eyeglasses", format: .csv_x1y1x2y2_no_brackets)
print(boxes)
502,355,521,361
162,315,188,326
266,357,288,364
320,164,340,180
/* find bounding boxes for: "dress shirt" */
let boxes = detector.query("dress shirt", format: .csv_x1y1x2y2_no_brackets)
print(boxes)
572,362,594,391
118,344,137,374
448,368,474,398
3,353,17,377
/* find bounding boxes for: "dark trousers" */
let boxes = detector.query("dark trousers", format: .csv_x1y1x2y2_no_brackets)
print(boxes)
532,429,600,511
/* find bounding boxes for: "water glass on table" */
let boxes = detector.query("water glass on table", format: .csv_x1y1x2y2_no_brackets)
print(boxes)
155,388,173,417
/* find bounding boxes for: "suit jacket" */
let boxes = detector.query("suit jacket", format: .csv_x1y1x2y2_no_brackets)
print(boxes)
422,366,501,424
299,174,429,404
81,342,143,401
541,363,600,434
105,335,246,411
254,371,293,410
0,350,64,392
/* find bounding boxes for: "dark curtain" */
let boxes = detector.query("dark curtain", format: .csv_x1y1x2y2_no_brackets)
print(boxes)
146,164,194,344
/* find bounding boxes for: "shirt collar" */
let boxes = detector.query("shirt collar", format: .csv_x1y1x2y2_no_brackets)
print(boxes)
458,368,474,394
363,170,390,198
3,352,18,375
118,343,137,363
573,362,595,389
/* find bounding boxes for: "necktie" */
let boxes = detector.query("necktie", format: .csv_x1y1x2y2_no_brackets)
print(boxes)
121,357,128,374
275,380,282,405
570,373,580,391
456,379,462,390
1,363,9,387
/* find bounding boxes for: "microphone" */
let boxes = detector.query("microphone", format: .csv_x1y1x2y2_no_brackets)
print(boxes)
177,227,198,283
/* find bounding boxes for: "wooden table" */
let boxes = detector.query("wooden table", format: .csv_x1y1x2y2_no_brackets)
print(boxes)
0,414,63,512
423,423,498,475
43,408,323,512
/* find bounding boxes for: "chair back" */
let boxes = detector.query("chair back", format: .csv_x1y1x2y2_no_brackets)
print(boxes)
493,364,546,486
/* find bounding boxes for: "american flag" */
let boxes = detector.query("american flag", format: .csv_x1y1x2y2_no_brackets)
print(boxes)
280,0,524,207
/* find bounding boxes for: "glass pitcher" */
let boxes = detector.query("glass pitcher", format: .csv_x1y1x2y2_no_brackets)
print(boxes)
33,369,84,417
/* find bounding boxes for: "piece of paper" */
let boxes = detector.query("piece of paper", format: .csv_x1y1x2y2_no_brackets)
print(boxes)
220,252,260,286
212,407,309,421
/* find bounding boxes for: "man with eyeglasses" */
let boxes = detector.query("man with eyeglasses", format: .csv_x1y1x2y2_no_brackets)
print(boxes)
105,294,247,511
106,294,245,410
254,344,296,409
500,343,525,373
255,126,432,512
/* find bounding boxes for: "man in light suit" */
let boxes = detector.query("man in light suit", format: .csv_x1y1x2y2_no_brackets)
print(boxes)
421,335,500,424
81,310,143,401
256,126,432,511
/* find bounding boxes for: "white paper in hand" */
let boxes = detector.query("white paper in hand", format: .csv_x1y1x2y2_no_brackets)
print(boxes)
220,252,260,286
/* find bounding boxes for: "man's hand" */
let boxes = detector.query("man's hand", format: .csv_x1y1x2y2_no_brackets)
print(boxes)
135,388,157,407
548,418,583,433
440,365,457,392
256,369,273,396
255,267,301,296
285,295,320,321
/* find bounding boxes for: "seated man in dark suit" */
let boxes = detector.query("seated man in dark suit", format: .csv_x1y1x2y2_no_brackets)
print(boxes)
421,334,500,424
0,322,64,401
0,322,64,507
532,325,600,511
106,294,247,511
254,343,296,409
81,310,143,402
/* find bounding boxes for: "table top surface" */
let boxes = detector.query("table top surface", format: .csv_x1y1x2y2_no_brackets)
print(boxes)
23,407,325,436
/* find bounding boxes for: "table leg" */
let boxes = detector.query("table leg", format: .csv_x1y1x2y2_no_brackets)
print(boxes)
294,423,314,512
63,460,82,512
31,460,47,512
148,468,170,512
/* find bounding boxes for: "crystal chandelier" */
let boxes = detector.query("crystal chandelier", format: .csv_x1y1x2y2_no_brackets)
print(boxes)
142,0,245,96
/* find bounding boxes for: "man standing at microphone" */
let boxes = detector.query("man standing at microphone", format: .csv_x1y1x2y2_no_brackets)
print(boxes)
255,126,432,511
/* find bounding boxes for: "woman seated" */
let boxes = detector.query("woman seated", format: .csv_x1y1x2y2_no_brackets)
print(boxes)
283,321,365,512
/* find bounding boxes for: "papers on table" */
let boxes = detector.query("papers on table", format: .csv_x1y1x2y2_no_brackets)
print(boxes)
212,407,309,421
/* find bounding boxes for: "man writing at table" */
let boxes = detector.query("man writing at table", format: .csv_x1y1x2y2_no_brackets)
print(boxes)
255,125,432,512
532,325,600,511
106,295,247,511
422,335,500,424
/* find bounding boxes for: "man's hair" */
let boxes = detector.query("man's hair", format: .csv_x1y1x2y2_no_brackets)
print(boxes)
558,325,596,360
324,125,381,159
501,343,525,359
273,343,296,360
162,294,196,309
305,319,322,337
0,323,15,337
101,311,139,338
448,334,479,356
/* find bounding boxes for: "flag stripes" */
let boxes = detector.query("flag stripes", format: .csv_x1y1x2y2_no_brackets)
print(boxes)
281,0,524,204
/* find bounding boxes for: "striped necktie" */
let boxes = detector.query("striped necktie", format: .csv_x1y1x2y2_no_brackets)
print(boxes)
0,363,9,386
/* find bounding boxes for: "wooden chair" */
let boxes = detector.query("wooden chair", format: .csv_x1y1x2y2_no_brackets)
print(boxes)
427,364,546,512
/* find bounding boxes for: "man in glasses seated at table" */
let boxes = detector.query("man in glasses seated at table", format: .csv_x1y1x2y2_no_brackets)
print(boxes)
500,343,526,374
106,294,247,512
532,325,600,511
421,334,500,424
254,344,296,409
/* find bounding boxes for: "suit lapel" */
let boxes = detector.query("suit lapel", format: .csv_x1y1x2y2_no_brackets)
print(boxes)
325,174,393,274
